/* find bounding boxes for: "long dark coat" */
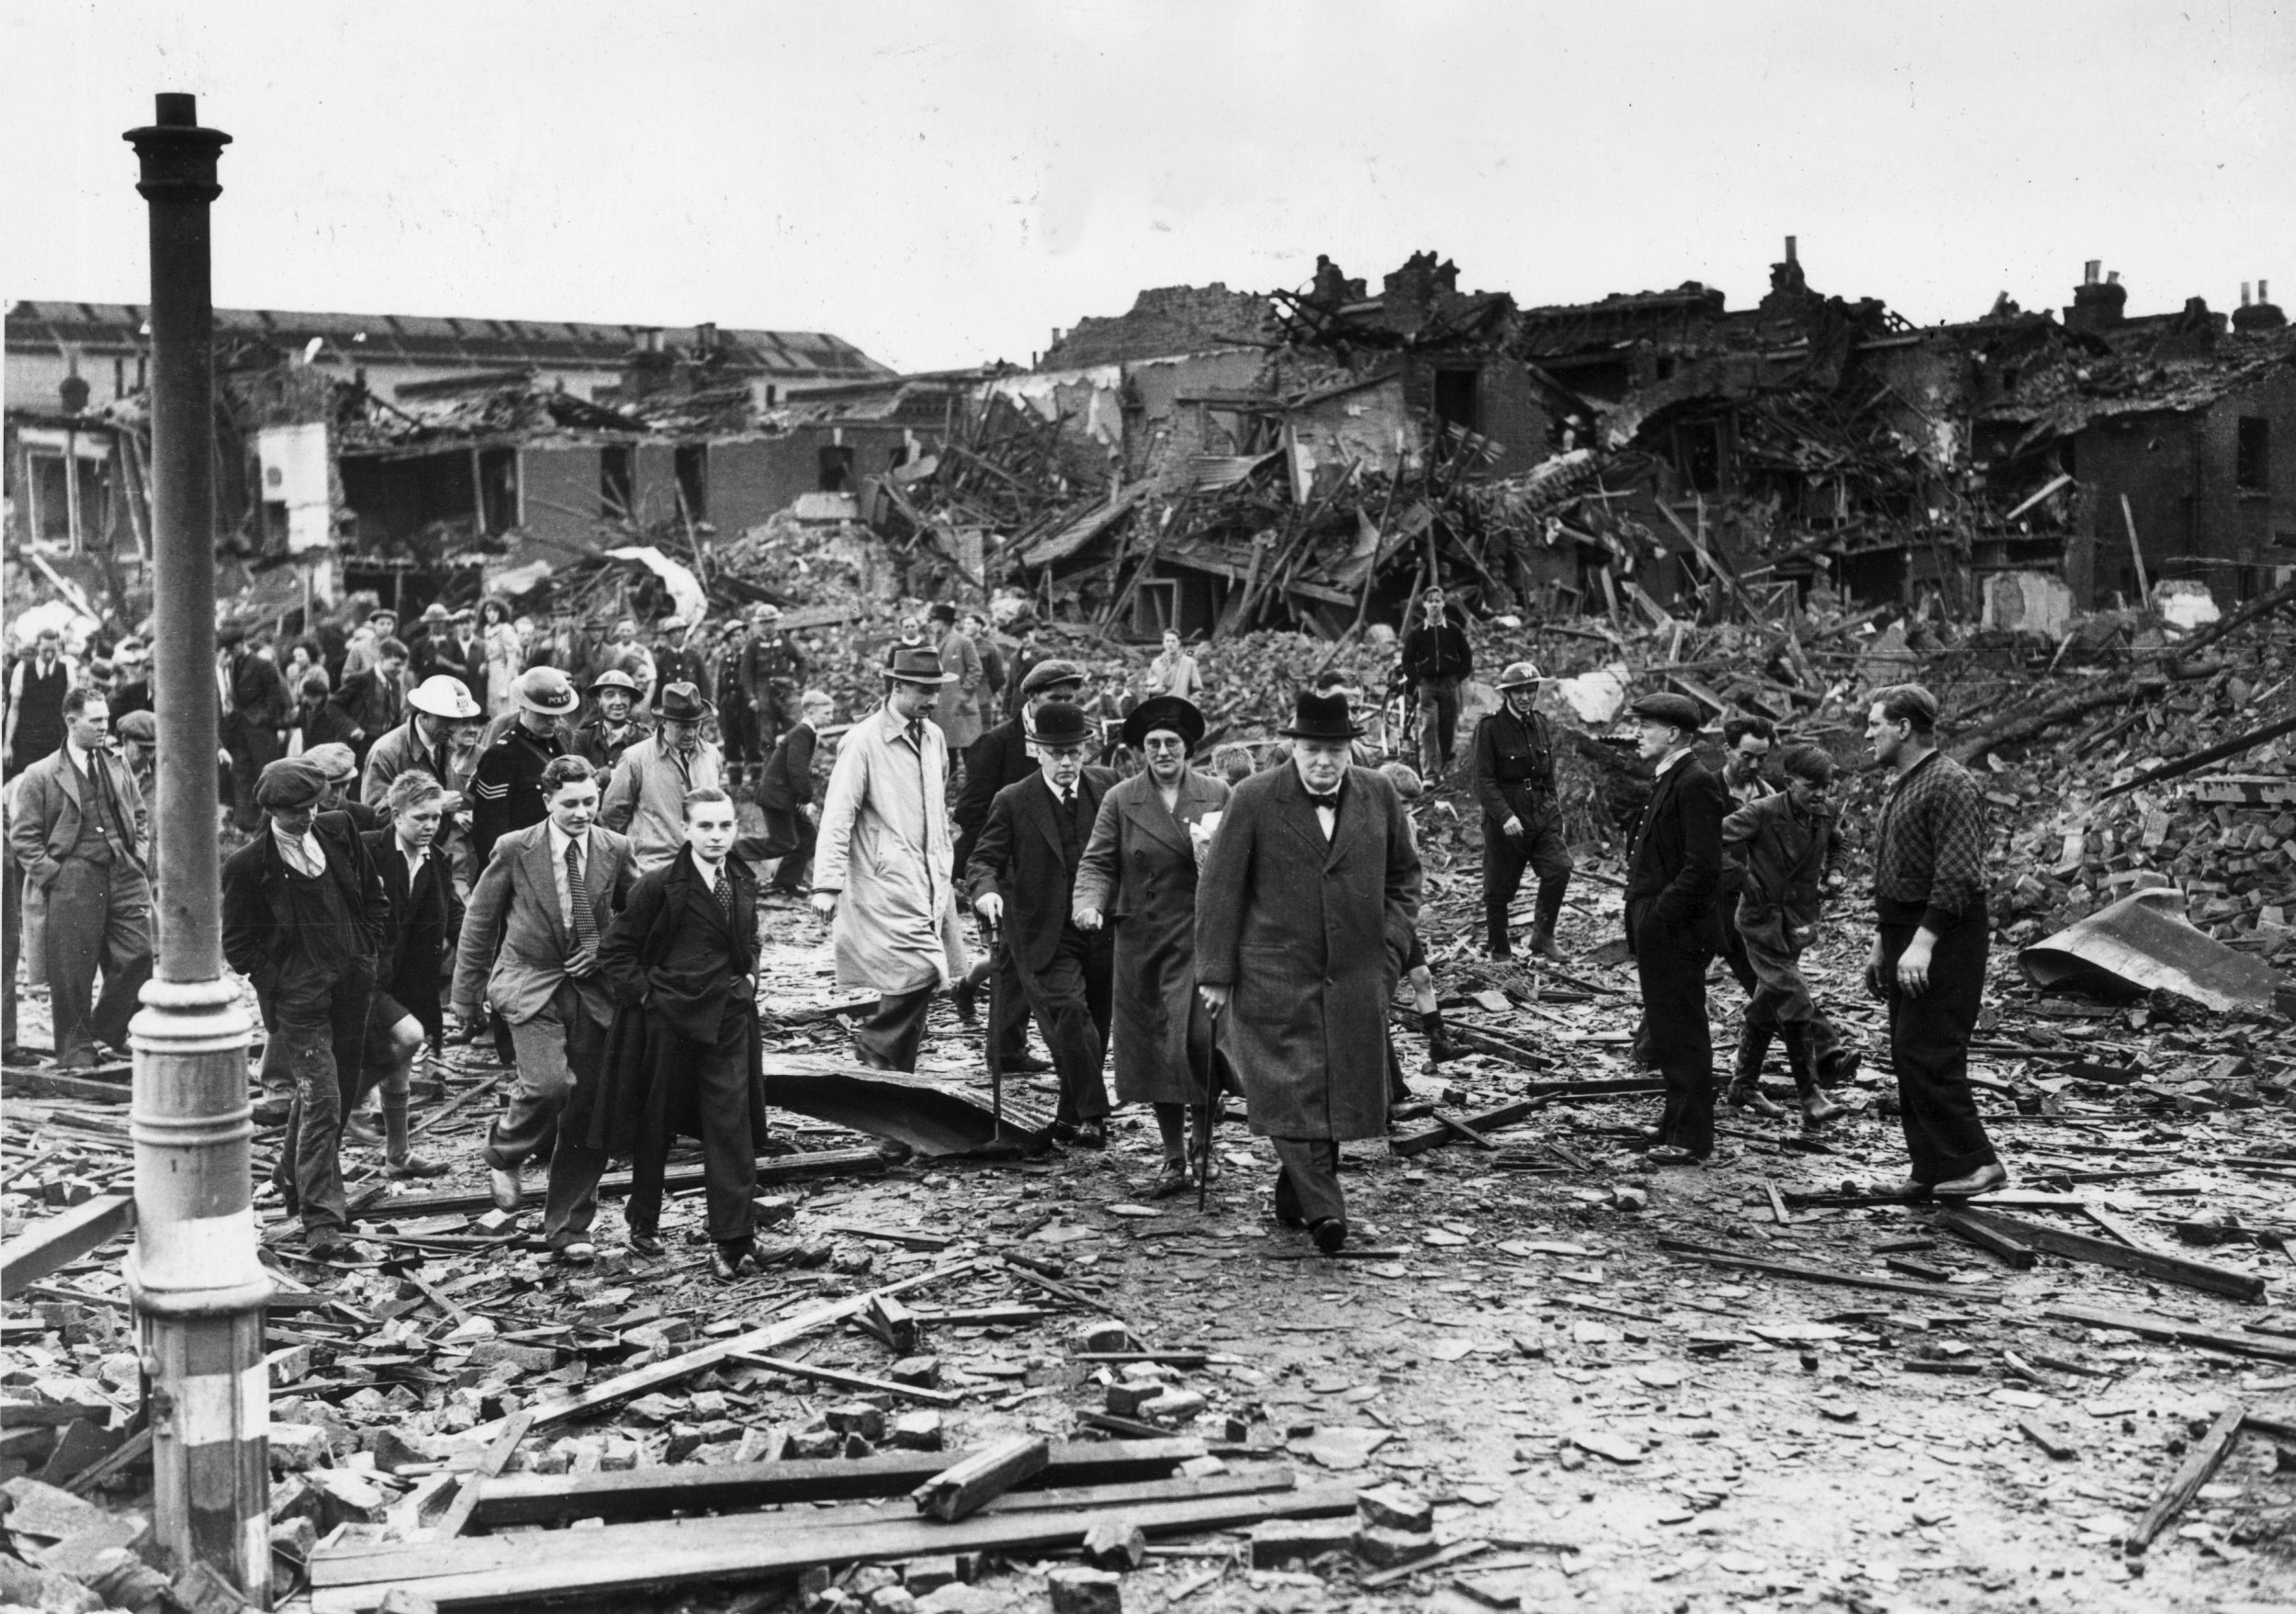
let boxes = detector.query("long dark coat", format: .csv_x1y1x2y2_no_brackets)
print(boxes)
965,768,1117,1038
362,829,464,1047
580,847,770,1158
1623,755,1728,958
1195,764,1421,1141
1075,768,1230,1105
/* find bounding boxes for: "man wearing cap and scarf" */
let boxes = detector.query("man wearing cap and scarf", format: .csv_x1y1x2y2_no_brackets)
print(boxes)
812,647,968,1072
1623,693,1730,1165
602,682,725,874
741,604,807,749
1864,683,2006,1198
470,667,580,865
1075,694,1231,1191
1471,661,1574,961
951,659,1089,1070
11,687,153,1069
572,668,652,775
1197,691,1421,1251
221,757,392,1256
113,709,158,827
966,700,1119,1147
453,754,636,1259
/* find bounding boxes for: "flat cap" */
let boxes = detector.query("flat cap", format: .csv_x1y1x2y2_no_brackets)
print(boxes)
1628,693,1705,732
254,757,330,811
114,710,157,744
1020,658,1086,695
304,742,358,782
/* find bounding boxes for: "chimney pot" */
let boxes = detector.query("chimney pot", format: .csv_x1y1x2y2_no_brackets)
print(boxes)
153,92,197,127
2242,282,2253,307
2084,260,2100,285
2107,270,2120,286
2263,278,2271,301
1784,235,1797,265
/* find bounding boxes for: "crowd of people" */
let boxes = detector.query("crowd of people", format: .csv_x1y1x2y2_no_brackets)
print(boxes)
1,585,2006,1277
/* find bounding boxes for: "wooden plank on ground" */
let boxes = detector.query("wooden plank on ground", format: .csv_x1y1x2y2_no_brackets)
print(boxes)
368,1148,886,1218
914,1435,1048,1521
469,1438,1206,1529
729,1351,960,1407
1954,1206,2266,1302
309,1483,1362,1610
2129,1403,2244,1551
1657,1236,1998,1304
2044,1303,2296,1362
1932,1209,2038,1270
1,1194,135,1301
432,1411,532,1540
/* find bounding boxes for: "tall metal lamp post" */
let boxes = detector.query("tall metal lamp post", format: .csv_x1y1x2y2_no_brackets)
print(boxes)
122,93,272,1601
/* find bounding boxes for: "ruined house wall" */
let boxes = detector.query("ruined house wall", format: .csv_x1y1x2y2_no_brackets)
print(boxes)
519,444,604,547
710,437,818,529
1397,354,1554,479
2193,370,2296,585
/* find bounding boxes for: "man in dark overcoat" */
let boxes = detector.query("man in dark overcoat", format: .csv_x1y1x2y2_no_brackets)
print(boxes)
1470,660,1574,960
1622,693,1729,1164
756,688,831,896
1075,695,1231,1195
586,786,771,1281
1196,691,1421,1251
967,700,1118,1147
951,658,1088,1068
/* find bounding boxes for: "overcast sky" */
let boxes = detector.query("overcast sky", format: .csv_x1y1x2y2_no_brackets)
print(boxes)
6,1,2293,374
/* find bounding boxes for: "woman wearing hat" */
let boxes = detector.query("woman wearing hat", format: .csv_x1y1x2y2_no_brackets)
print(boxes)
1196,691,1422,1249
1074,695,1230,1194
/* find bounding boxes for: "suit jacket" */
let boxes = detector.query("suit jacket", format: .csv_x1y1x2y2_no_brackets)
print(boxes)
965,767,1118,976
953,716,1033,875
583,848,769,1157
450,820,635,1026
332,669,402,739
755,720,817,812
220,812,389,989
1624,753,1728,957
362,828,464,1015
300,699,364,753
223,650,289,731
8,744,150,888
418,635,487,704
1195,765,1420,1142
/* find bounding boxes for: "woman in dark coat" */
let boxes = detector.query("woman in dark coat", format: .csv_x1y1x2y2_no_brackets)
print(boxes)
583,786,771,1281
1074,696,1231,1196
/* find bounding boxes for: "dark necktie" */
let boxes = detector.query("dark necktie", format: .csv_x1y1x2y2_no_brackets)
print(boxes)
1056,787,1080,865
566,838,598,952
713,869,732,921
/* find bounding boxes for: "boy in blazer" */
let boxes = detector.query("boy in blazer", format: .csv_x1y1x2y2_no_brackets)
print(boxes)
967,699,1118,1146
756,689,831,895
451,754,635,1260
1622,694,1728,1164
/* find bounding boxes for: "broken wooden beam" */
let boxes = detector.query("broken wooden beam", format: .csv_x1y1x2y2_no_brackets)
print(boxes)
1932,1209,2038,1270
366,1148,886,1218
914,1434,1049,1521
2128,1403,2245,1551
1389,1080,1664,1157
728,1351,961,1407
1952,1206,2266,1302
2045,1304,2296,1362
433,1411,532,1540
469,1438,1208,1529
0,1192,135,1301
1656,1236,1998,1304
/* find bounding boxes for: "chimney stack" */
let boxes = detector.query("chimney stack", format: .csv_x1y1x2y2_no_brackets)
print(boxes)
2242,282,2253,307
2233,276,2287,333
695,322,717,350
2066,263,2128,335
1784,234,1797,265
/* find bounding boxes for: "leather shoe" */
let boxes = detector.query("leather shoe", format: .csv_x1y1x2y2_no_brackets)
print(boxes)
488,1167,523,1214
1876,1177,1933,1200
1932,1163,2009,1198
1310,1217,1348,1254
342,1113,384,1148
1048,1121,1079,1145
554,1241,597,1265
1646,1145,1705,1166
1005,1051,1054,1075
384,1152,449,1179
951,976,978,1025
1730,1086,1788,1120
627,1229,666,1259
304,1233,362,1261
1150,1162,1190,1200
1073,1121,1107,1150
709,1242,754,1282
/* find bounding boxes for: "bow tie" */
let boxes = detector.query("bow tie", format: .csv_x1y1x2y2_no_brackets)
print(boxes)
1306,792,1341,811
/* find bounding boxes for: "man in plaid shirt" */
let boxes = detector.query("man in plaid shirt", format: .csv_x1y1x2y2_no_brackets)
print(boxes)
1864,683,2005,1197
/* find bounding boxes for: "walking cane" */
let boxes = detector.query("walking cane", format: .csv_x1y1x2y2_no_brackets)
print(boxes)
1199,994,1220,1213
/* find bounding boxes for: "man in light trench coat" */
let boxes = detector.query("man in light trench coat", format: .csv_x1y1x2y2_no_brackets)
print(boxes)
1195,689,1420,1251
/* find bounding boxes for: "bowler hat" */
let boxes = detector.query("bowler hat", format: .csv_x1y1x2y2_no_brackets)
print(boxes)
1629,693,1705,733
1020,659,1086,696
885,646,957,685
253,757,329,811
656,681,713,722
514,666,581,716
1121,695,1205,752
1278,691,1364,742
1026,701,1097,749
928,602,958,624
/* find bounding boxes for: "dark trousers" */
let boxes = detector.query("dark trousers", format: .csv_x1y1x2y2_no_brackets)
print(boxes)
625,1009,759,1247
42,858,154,1063
1721,909,1847,1066
264,955,377,1236
1014,930,1110,1126
1482,807,1572,953
1271,1137,1345,1225
760,805,816,892
1630,902,1716,1157
224,721,281,831
988,951,1034,1069
1880,917,1998,1185
1417,677,1461,773
853,985,936,1072
720,701,761,771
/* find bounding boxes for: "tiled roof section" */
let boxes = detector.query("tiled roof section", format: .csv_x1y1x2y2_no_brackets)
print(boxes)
6,301,892,383
1040,284,1279,370
1985,329,2296,440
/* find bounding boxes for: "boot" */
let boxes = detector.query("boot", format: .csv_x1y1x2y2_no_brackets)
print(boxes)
1527,875,1569,960
1485,902,1513,962
1725,1021,1786,1118
1424,1010,1462,1065
1784,1021,1843,1124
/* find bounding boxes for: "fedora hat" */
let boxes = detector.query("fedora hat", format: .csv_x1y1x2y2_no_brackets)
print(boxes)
885,646,957,685
1121,694,1205,752
656,681,713,723
1278,690,1363,742
1026,701,1097,749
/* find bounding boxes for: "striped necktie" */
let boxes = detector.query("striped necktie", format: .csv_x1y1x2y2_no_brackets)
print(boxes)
566,837,598,952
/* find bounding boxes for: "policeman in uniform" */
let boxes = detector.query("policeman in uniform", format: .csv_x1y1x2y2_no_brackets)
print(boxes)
741,604,807,749
1469,661,1574,961
714,615,760,789
470,667,580,866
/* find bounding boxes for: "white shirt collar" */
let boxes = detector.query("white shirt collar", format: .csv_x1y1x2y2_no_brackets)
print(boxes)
547,820,589,863
399,836,431,869
271,818,324,872
66,739,96,777
692,851,725,886
1656,746,1694,776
